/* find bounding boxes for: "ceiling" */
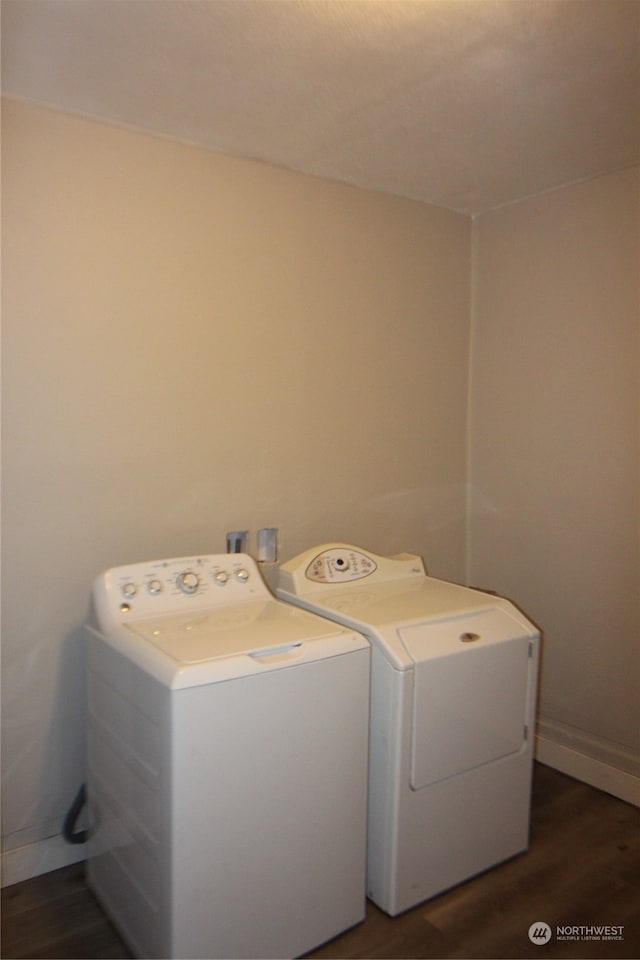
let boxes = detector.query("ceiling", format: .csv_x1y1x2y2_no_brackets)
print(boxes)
2,0,639,214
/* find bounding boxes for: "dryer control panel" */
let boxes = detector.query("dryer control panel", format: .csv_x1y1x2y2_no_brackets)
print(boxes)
92,553,271,634
278,543,426,596
306,547,378,583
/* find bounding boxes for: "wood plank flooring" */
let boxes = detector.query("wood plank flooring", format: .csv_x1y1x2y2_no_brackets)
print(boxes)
2,764,638,959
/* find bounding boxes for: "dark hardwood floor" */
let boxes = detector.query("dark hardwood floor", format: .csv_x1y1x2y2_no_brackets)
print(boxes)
2,764,638,959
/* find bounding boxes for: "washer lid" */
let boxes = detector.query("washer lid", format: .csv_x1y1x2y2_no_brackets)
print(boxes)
125,599,348,664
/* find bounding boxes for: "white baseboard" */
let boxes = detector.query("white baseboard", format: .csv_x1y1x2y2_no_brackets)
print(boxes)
535,734,640,807
1,833,86,888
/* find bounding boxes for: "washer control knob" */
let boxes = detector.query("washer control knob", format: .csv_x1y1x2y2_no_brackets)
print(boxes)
214,571,229,586
234,568,250,583
122,582,137,598
177,571,199,594
148,579,162,595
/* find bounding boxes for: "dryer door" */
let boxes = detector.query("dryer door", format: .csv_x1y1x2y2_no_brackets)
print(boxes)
400,608,532,790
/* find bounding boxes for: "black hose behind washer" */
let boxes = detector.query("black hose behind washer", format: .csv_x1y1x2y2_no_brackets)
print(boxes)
63,783,87,844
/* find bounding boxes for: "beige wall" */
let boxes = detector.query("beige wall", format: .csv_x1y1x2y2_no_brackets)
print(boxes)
3,97,638,876
469,168,640,792
2,100,471,860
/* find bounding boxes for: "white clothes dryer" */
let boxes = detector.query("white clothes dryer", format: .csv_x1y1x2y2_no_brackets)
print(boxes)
86,552,370,959
276,544,540,916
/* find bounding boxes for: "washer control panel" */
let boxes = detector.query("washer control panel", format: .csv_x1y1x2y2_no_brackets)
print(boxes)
93,553,271,634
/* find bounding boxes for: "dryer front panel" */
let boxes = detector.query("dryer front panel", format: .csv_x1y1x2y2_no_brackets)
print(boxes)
400,610,532,790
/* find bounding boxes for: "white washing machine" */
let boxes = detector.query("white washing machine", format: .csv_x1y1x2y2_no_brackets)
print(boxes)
86,552,370,959
276,543,540,916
